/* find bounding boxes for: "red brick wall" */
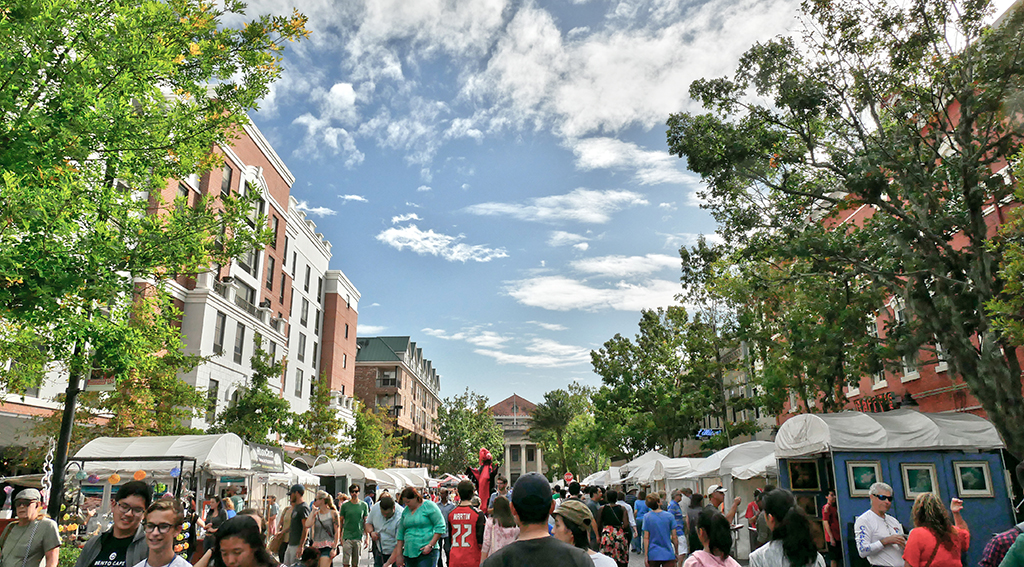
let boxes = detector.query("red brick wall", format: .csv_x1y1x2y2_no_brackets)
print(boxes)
320,291,358,396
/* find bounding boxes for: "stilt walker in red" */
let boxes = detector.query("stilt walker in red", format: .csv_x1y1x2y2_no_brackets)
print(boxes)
465,448,498,511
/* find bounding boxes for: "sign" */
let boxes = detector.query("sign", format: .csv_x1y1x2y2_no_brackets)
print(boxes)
696,428,723,439
852,392,899,413
219,476,245,483
84,374,116,392
248,443,285,473
563,472,574,484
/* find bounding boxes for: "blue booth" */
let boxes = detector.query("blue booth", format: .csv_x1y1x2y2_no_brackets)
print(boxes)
774,409,1011,567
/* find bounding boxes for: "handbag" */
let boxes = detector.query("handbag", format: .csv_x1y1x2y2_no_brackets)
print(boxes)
921,539,941,567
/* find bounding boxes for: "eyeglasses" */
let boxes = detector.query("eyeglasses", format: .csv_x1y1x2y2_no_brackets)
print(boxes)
14,500,36,508
117,502,147,515
872,494,893,501
143,523,176,534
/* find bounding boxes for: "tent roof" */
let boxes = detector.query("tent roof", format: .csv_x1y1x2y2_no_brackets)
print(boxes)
774,409,1005,458
72,433,252,477
308,460,382,482
651,458,706,481
267,462,320,487
386,468,427,488
731,453,778,480
582,466,620,486
620,450,669,474
684,441,775,479
622,461,660,484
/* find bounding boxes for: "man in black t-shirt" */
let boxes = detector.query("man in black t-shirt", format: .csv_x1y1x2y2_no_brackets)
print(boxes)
284,484,310,565
75,481,152,567
481,473,591,567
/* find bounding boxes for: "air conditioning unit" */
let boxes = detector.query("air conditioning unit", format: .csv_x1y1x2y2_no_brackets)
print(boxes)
221,275,235,284
259,299,272,309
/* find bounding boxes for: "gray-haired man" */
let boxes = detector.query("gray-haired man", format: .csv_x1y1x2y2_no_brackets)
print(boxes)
854,482,906,567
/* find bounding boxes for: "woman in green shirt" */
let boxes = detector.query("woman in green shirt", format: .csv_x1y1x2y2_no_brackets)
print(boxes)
384,487,446,567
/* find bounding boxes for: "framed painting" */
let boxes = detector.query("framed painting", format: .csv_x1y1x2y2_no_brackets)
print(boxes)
789,460,821,492
953,461,994,497
901,463,939,500
796,494,819,517
847,461,882,497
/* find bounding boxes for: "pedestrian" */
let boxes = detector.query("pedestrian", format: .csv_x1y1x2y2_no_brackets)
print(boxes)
436,489,457,567
668,490,689,564
283,485,311,566
633,490,650,555
686,494,705,555
132,499,189,567
0,488,60,567
211,516,277,567
224,498,237,519
903,493,969,567
480,472,592,567
755,486,776,550
365,496,404,567
596,489,629,567
642,493,678,567
552,499,617,567
704,485,741,524
821,491,841,567
75,481,151,567
980,463,1024,567
384,487,446,567
613,491,637,553
338,485,367,567
200,497,228,552
227,487,245,515
480,496,519,562
1000,535,1024,567
567,482,583,501
267,496,279,537
365,490,376,509
446,481,485,567
747,490,763,556
304,491,339,567
854,482,906,567
749,489,824,567
270,501,292,564
584,487,602,550
489,476,510,513
682,508,741,567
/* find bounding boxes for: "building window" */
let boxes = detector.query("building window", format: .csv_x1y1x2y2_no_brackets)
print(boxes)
344,323,349,339
271,216,279,248
213,311,226,355
527,447,535,461
294,369,304,397
283,237,289,266
301,298,309,326
233,323,245,364
292,252,297,272
279,273,286,304
378,369,397,388
893,301,918,376
289,289,294,316
312,342,318,366
511,446,520,462
304,266,311,292
342,353,347,369
314,309,320,335
866,315,885,386
298,333,306,362
221,165,232,195
265,256,275,291
269,341,276,359
206,379,219,422
317,277,323,301
238,248,259,278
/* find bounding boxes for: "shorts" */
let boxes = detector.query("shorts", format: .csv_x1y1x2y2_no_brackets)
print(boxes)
318,547,332,558
828,543,842,563
676,536,688,555
343,539,361,564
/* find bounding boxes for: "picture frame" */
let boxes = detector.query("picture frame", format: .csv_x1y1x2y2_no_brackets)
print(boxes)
901,463,939,500
789,460,821,492
953,461,994,498
847,461,882,497
796,494,819,518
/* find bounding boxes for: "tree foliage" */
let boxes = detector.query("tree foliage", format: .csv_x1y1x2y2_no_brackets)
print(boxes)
667,0,1024,456
528,384,608,479
339,402,406,470
0,0,307,402
293,374,348,458
434,388,504,475
209,342,297,446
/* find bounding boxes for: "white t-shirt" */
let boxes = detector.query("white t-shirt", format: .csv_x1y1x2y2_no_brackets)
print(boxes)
853,510,905,567
131,555,192,567
589,551,618,567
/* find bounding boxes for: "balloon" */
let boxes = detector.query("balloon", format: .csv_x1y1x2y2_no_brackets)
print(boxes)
133,470,147,481
87,475,100,484
108,474,121,484
169,467,181,478
75,471,87,481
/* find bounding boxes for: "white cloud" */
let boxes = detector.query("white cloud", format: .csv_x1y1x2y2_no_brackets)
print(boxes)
529,321,568,331
392,213,423,223
294,200,337,217
422,327,511,348
417,185,433,192
475,338,590,368
573,242,589,251
547,230,589,247
377,224,509,262
291,113,365,166
570,253,680,277
341,194,369,202
571,137,692,185
659,232,725,249
464,188,647,224
506,275,679,311
659,202,677,210
358,324,388,334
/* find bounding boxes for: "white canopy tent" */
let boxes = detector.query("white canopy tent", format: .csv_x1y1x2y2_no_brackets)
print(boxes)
650,458,705,494
622,461,660,485
688,440,775,479
620,450,669,476
731,453,778,480
268,462,321,487
72,433,252,478
582,466,620,487
386,468,431,488
370,469,404,490
775,409,1005,457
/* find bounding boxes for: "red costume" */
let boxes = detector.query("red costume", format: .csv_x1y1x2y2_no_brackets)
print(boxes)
466,448,498,511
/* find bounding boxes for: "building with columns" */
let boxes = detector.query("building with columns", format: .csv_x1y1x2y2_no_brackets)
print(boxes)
489,394,546,483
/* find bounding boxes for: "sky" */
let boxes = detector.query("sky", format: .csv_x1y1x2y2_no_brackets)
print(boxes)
234,0,805,406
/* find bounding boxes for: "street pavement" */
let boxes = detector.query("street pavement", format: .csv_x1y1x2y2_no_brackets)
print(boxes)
327,545,656,567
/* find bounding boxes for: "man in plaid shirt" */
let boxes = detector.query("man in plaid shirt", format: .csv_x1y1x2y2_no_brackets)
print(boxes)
979,463,1024,567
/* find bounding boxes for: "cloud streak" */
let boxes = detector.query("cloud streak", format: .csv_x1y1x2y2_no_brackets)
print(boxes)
464,188,647,224
294,200,337,217
506,275,679,311
377,224,508,262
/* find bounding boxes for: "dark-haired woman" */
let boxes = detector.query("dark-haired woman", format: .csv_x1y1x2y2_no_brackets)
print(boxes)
686,493,705,555
385,487,446,567
480,496,519,562
682,508,741,567
597,490,629,567
903,493,969,567
552,499,617,567
201,497,228,552
749,489,825,567
212,516,280,567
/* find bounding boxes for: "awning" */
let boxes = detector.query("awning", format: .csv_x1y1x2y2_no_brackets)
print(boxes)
267,462,321,487
651,458,706,481
622,461,660,484
730,453,778,480
308,460,382,482
620,450,669,475
692,441,775,478
72,433,252,478
774,409,1005,458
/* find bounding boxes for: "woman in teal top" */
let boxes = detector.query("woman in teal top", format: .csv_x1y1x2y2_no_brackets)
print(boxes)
385,487,446,567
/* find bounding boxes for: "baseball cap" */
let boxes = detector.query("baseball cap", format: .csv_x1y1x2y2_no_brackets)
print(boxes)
554,499,594,528
706,484,726,497
289,484,305,495
511,472,551,510
15,488,42,502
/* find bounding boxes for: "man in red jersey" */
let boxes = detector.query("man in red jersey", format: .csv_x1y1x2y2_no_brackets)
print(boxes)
447,480,485,567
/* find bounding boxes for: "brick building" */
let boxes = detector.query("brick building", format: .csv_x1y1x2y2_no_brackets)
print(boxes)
353,336,441,468
489,394,546,483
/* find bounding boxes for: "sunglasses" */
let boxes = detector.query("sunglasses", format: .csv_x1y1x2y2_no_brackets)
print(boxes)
872,494,893,501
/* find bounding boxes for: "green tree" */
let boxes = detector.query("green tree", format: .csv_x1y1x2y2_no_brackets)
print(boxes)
209,342,298,446
529,389,577,475
667,0,1024,457
340,402,406,469
293,374,348,458
527,384,608,478
0,0,307,405
434,388,505,475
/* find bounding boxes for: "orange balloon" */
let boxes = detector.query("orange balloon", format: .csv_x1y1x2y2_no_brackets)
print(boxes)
109,474,121,484
133,470,147,481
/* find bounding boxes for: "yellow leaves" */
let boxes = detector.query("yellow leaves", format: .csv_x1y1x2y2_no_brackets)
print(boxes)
173,54,185,65
189,42,201,55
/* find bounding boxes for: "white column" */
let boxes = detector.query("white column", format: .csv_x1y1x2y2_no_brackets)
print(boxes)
535,445,543,474
504,443,511,481
520,442,527,477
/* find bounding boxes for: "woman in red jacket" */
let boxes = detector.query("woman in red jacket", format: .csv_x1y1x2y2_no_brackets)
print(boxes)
903,494,969,567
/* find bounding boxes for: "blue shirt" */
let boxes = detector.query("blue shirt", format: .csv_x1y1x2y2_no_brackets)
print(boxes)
634,500,650,522
643,510,677,561
666,500,685,535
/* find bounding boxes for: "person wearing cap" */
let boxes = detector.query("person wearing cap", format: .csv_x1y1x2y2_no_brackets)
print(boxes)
75,481,152,567
0,488,60,567
552,499,616,567
284,485,311,566
481,472,591,567
704,485,741,524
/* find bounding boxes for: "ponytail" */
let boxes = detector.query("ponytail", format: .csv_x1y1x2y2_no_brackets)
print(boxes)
763,489,818,567
696,507,734,560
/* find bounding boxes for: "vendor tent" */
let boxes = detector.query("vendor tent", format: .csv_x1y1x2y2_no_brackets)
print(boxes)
386,468,430,488
622,461,660,485
651,458,705,481
268,462,320,487
689,440,775,479
582,466,620,487
730,453,777,480
72,433,252,478
308,460,382,482
620,450,669,475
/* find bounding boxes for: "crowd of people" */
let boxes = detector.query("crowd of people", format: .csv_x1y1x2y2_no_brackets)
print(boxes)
3,463,1024,567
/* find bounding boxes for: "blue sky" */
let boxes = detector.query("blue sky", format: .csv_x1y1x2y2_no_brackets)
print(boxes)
237,0,806,405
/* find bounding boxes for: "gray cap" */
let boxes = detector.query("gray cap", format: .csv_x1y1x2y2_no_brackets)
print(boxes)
15,488,42,502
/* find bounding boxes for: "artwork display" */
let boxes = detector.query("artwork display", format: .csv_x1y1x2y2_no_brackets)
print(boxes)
847,461,882,497
796,494,819,517
953,461,994,498
901,463,939,499
789,460,821,491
